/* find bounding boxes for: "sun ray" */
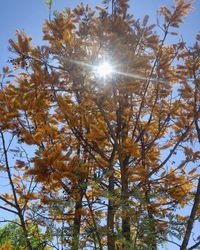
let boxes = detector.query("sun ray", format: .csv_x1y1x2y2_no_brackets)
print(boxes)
61,57,166,84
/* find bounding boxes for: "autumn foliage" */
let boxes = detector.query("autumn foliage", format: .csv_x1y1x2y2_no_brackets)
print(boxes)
0,0,200,249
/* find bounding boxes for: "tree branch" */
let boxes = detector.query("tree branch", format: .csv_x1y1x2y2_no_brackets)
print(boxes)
180,177,200,250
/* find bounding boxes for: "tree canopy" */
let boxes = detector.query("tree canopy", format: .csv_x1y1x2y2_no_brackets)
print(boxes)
0,0,200,249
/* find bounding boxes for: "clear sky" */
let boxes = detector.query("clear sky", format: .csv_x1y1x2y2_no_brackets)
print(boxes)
0,1,199,249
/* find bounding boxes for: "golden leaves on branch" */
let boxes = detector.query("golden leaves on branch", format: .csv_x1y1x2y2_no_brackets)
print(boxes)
87,124,107,142
123,138,140,158
43,11,76,50
128,165,148,182
0,242,14,250
2,193,14,200
9,30,32,69
164,168,193,208
159,0,193,28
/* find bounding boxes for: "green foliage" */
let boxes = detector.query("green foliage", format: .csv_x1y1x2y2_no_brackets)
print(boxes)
0,221,49,250
0,222,26,249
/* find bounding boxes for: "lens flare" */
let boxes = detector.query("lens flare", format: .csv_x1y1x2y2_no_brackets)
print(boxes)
96,62,113,78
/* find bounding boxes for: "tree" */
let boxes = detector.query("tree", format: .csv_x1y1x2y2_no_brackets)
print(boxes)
0,0,200,249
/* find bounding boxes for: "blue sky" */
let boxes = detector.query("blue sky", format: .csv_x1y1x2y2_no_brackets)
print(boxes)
0,1,200,249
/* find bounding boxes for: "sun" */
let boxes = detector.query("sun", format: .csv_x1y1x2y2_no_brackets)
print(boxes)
95,62,113,79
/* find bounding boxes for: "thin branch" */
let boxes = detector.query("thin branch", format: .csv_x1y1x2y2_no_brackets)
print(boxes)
0,195,17,208
0,205,18,215
188,239,200,250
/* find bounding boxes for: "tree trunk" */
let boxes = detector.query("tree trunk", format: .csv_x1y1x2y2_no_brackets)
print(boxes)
19,214,33,250
121,163,131,249
147,208,157,250
145,189,157,250
71,192,84,250
180,177,200,250
107,171,115,250
122,216,131,249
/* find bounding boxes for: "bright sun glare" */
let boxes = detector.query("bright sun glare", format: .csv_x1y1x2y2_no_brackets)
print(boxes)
96,62,113,79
